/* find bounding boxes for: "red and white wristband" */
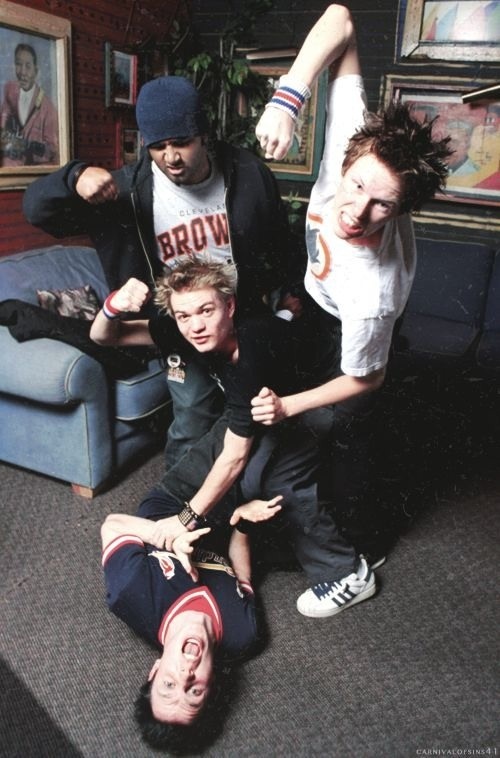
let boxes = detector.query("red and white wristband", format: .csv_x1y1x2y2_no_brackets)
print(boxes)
265,75,311,122
102,291,121,320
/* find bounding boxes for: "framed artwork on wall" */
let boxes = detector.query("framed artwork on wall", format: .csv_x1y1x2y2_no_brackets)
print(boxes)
105,43,138,108
0,0,71,190
382,75,500,207
250,65,328,182
398,0,500,62
115,123,140,167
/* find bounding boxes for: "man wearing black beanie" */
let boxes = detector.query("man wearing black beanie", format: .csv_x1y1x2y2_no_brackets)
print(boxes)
23,75,296,467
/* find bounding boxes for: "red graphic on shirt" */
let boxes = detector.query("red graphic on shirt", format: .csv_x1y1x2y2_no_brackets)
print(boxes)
157,213,229,261
307,211,331,281
158,554,176,578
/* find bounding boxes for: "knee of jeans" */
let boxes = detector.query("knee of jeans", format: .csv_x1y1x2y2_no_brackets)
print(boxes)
276,493,320,534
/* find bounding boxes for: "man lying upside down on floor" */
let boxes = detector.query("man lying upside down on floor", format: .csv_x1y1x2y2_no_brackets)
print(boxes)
101,490,281,753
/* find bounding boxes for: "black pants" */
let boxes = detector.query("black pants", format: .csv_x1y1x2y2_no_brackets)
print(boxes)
159,411,358,584
313,303,388,556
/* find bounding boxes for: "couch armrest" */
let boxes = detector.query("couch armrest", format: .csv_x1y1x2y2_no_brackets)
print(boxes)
0,327,105,403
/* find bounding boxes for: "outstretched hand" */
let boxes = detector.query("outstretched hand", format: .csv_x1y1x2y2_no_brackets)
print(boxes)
172,527,211,582
229,495,283,526
108,278,151,314
251,386,287,425
148,515,188,552
75,166,119,204
255,107,295,160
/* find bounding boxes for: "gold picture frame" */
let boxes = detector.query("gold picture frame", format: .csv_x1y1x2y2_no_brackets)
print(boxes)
0,0,72,190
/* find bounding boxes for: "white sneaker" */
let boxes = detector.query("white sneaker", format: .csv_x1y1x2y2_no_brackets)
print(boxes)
296,558,376,618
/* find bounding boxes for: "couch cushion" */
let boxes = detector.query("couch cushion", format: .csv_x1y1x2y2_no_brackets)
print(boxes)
397,313,479,358
115,358,170,420
398,238,495,360
0,245,109,305
408,238,494,323
481,250,500,331
476,250,500,371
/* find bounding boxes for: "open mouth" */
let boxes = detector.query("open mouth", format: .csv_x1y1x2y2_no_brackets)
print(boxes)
183,638,201,658
339,211,363,236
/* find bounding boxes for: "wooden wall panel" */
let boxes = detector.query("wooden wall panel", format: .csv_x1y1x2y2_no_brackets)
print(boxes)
0,0,180,257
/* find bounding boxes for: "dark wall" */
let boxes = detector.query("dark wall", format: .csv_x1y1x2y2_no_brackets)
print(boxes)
191,0,500,246
1,0,498,256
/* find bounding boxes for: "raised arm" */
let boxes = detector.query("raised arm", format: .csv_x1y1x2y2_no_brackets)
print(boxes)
256,4,360,160
228,495,284,583
90,277,153,346
23,161,120,236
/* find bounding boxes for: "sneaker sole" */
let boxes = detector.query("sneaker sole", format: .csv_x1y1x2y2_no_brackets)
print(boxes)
296,575,377,618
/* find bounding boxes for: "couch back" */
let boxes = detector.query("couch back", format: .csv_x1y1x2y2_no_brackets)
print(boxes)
0,245,109,305
409,238,495,326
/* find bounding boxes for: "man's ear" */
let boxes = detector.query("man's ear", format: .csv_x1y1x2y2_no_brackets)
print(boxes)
148,659,161,682
227,295,236,319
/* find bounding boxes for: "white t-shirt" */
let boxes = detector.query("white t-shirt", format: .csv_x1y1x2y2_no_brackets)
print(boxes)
304,74,416,377
152,161,234,270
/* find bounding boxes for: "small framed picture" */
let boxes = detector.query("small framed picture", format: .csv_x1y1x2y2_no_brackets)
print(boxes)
115,124,140,166
105,43,138,108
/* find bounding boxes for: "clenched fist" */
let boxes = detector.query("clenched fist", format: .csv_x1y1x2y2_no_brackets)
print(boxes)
255,108,295,161
75,166,119,204
108,278,151,314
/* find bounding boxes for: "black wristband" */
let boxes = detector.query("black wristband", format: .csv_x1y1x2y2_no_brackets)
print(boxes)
178,501,206,530
72,163,89,192
235,519,255,535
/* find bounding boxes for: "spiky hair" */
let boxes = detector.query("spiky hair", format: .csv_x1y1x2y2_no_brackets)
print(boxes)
154,256,237,316
343,101,453,212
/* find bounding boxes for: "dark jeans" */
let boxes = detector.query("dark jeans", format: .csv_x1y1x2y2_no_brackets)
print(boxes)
164,357,224,468
159,410,358,584
314,303,387,556
324,391,382,554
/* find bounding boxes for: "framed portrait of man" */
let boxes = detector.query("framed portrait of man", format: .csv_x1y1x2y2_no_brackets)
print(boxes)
0,0,71,189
